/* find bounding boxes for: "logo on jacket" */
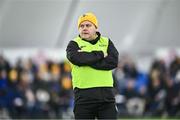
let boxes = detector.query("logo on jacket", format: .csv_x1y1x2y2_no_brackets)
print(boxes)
80,45,86,48
99,44,107,47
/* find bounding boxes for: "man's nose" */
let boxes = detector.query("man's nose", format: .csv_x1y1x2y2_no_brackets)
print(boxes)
82,26,88,30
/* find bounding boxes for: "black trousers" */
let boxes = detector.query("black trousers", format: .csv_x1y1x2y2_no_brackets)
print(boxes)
74,102,117,119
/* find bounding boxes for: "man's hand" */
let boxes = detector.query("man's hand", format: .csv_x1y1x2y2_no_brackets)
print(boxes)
78,50,83,52
104,52,108,58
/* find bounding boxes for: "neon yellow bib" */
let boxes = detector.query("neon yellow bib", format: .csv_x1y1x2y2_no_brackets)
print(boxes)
71,36,113,89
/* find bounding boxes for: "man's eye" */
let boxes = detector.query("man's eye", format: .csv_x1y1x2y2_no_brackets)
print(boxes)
86,24,91,27
80,25,84,28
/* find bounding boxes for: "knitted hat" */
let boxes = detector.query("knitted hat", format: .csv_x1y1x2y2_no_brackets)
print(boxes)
78,12,98,28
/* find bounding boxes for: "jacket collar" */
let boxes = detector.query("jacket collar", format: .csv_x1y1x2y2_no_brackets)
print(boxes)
79,32,101,44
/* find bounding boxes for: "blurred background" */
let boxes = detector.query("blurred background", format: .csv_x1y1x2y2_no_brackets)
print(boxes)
0,0,180,119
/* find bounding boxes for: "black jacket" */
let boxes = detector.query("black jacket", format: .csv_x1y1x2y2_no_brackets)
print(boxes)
66,32,119,104
66,32,119,70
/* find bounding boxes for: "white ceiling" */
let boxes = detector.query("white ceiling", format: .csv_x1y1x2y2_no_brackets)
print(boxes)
0,0,180,56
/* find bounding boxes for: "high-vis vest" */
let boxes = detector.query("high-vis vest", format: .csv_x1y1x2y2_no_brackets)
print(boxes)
71,36,113,89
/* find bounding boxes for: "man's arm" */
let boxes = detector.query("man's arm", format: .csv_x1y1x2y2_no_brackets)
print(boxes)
66,40,104,66
90,39,119,70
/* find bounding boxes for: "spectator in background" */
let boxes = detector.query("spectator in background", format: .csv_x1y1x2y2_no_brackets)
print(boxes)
0,55,10,72
146,68,166,116
169,56,180,80
165,78,180,116
66,12,119,119
0,70,8,108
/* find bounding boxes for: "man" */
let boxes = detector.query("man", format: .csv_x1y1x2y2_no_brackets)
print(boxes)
66,12,119,119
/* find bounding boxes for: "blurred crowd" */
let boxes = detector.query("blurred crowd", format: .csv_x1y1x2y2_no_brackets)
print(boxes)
0,51,180,119
0,54,73,119
113,52,180,118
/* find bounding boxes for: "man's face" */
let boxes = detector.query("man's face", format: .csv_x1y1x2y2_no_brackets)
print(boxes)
78,21,97,41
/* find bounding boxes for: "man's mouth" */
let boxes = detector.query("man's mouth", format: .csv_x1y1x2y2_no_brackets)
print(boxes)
83,33,89,35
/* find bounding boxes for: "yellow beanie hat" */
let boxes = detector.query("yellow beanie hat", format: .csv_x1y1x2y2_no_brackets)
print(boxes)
78,12,98,28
